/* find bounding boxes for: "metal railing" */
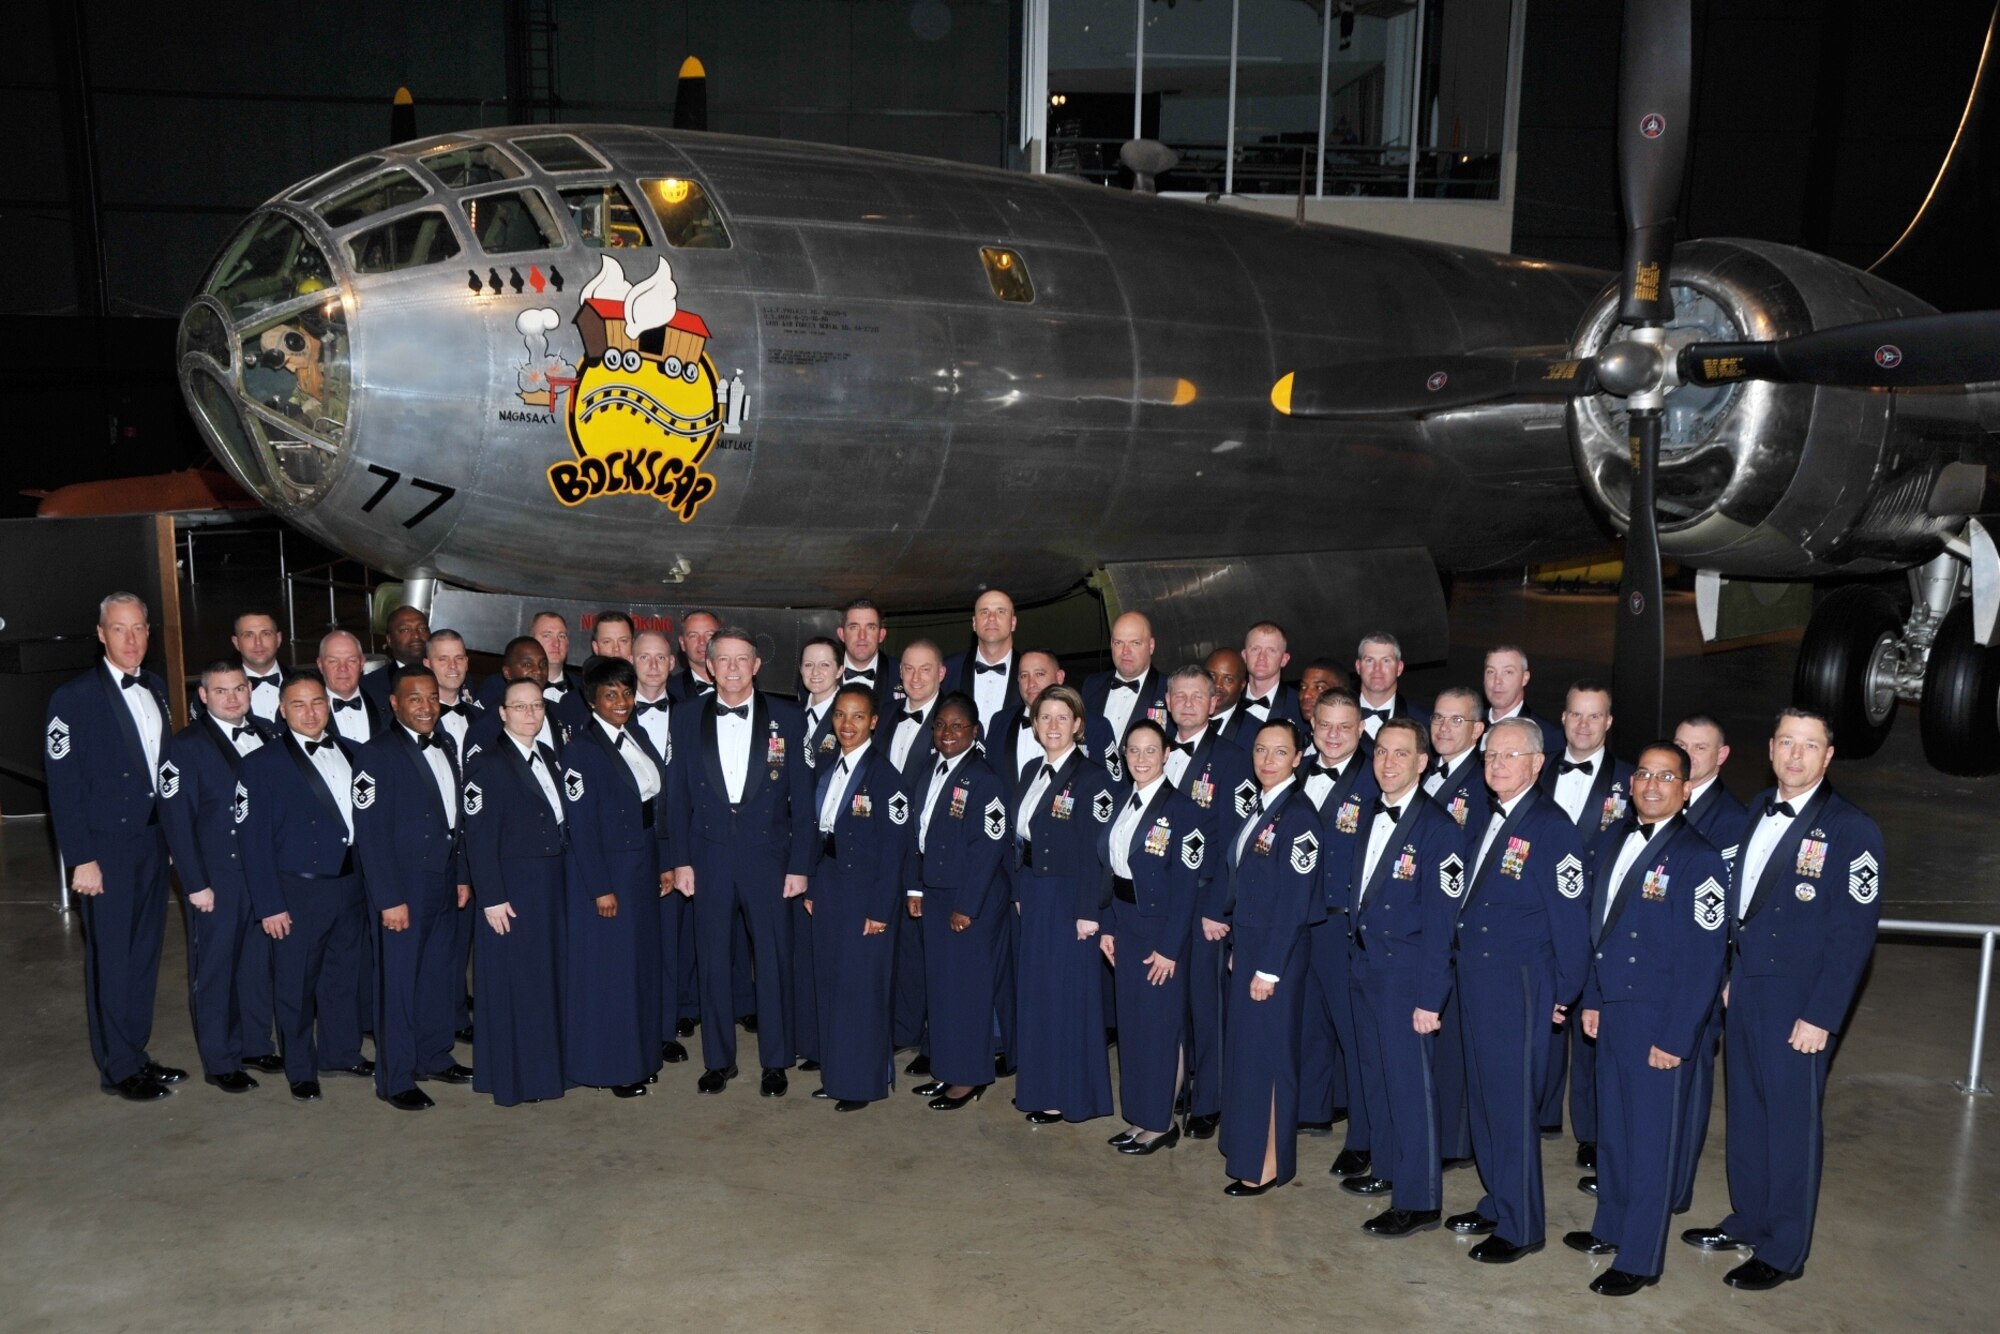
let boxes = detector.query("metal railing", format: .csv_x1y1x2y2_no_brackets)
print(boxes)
1878,918,1996,1095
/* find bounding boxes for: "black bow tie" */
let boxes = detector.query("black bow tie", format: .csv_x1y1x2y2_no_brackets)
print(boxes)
1487,794,1507,814
229,725,253,742
1311,763,1340,781
1109,678,1140,693
303,737,334,755
1362,707,1390,722
1170,739,1198,756
1630,820,1655,841
1764,799,1795,819
332,696,362,712
119,673,142,690
1246,694,1273,712
417,731,444,750
843,668,875,683
935,758,950,777
1374,799,1403,821
247,672,280,689
1036,762,1056,783
544,683,566,699
612,731,627,749
1558,758,1593,775
972,659,1007,676
440,700,471,718
717,702,749,720
633,698,668,716
899,708,926,725
1017,714,1034,731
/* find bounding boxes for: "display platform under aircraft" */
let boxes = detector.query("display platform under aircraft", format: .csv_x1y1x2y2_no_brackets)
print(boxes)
174,1,2000,773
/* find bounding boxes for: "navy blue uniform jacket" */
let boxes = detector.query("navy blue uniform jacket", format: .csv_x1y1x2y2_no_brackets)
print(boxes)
353,726,468,913
1582,814,1730,1058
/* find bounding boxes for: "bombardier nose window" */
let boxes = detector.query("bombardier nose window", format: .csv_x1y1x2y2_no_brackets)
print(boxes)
239,303,350,439
207,213,336,319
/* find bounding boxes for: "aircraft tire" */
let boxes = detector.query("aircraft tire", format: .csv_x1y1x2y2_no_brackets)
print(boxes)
1792,585,1901,759
1919,602,2000,776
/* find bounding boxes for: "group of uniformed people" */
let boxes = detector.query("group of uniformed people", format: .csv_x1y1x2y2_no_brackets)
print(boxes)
45,588,1883,1298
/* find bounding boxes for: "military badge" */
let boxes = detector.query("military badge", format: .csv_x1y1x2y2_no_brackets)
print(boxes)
1848,851,1879,904
948,785,968,820
462,782,483,817
1502,836,1532,880
853,792,875,819
1392,847,1416,881
232,781,250,824
1446,794,1468,826
1795,882,1816,903
1051,791,1074,821
563,768,585,801
1440,853,1466,898
1147,706,1167,726
1092,791,1115,823
1599,789,1628,832
1719,843,1739,864
1181,829,1205,870
1555,852,1583,898
1290,830,1319,874
1335,799,1362,835
1795,838,1827,879
45,717,70,761
1253,824,1276,857
983,797,1007,840
1191,777,1215,808
157,760,180,800
1144,819,1171,857
886,793,909,825
1641,865,1669,902
766,735,786,768
352,770,377,810
464,742,484,763
1693,876,1726,931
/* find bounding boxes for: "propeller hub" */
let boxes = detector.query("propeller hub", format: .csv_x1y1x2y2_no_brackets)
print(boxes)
1594,337,1666,399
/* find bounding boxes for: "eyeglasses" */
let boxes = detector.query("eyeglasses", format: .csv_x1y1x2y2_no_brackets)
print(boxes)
1631,769,1684,784
1484,749,1534,763
1432,714,1477,727
503,701,547,714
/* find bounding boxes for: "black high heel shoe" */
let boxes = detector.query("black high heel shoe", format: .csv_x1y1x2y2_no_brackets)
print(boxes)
1118,1124,1180,1155
1023,1109,1063,1125
929,1085,986,1111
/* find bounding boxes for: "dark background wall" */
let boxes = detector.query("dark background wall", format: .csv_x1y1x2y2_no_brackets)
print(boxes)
0,0,1992,509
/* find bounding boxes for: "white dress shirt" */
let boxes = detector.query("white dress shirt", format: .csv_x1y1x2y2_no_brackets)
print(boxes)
1243,683,1281,723
107,660,164,791
1475,789,1530,879
1012,713,1042,781
889,696,935,772
1108,778,1164,878
819,742,869,833
632,689,673,756
1423,750,1472,798
1017,746,1074,840
403,725,459,830
1303,753,1354,809
1480,701,1525,751
437,694,473,751
801,695,833,745
1211,704,1242,738
511,735,564,821
842,656,885,687
1603,824,1653,928
1164,728,1207,787
1739,782,1818,918
245,668,284,722
716,698,753,802
918,748,972,856
1358,787,1417,906
598,717,660,801
297,730,354,839
1357,692,1398,739
1101,675,1144,745
222,719,264,757
328,690,373,745
1552,746,1605,823
968,649,1013,727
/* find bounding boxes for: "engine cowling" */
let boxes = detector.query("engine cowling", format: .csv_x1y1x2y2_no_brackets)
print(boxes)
1567,238,2000,577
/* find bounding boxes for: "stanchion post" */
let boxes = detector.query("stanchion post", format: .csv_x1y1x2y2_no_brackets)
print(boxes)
1956,930,1995,1096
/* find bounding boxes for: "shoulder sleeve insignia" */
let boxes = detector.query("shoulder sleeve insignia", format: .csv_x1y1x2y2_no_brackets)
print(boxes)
1440,852,1465,898
1848,850,1880,904
1694,876,1726,931
351,770,377,810
1182,828,1206,870
887,792,909,825
1092,790,1115,823
45,717,70,761
464,742,483,763
984,797,1007,840
1719,843,1739,864
1289,829,1319,875
1556,852,1584,899
232,782,250,824
802,740,816,769
158,760,180,799
1234,779,1259,818
1104,752,1123,781
563,768,585,801
463,782,484,817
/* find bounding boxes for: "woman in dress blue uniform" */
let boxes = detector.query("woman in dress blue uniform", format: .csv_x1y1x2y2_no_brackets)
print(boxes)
804,684,912,1111
465,680,572,1106
909,694,1012,1111
1219,719,1325,1195
1098,720,1205,1154
1011,684,1117,1124
561,656,669,1098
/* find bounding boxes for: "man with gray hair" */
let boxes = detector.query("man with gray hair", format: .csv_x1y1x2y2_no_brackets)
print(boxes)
1355,632,1429,740
319,628,382,745
44,592,187,1099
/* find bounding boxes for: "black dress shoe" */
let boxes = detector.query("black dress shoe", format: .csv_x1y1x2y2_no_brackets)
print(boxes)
1118,1124,1180,1155
1223,1178,1279,1197
1578,1175,1599,1196
327,1059,375,1078
1470,1235,1544,1264
1107,1129,1137,1147
904,1054,932,1076
929,1086,985,1111
1562,1230,1617,1255
1184,1112,1220,1140
383,1087,434,1111
290,1080,323,1102
243,1054,287,1074
1724,1258,1801,1291
1297,1119,1335,1136
142,1061,188,1084
611,1081,649,1098
1363,1208,1442,1238
1590,1269,1658,1297
1340,1174,1394,1197
995,1054,1017,1078
1446,1211,1497,1235
760,1068,788,1097
797,1058,821,1072
1023,1110,1063,1125
456,1025,476,1044
108,1072,170,1101
1328,1148,1372,1177
676,1017,698,1038
697,1065,737,1094
913,1081,947,1098
419,1063,475,1085
812,1087,834,1100
835,1099,868,1112
661,1041,689,1064
1681,1225,1751,1251
1577,1140,1597,1170
205,1071,258,1094
738,1014,758,1034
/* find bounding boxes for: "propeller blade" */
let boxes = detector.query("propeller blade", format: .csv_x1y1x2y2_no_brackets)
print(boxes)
390,86,415,144
1679,310,2000,388
673,56,708,132
1615,0,1694,325
1613,411,1667,740
1271,354,1598,418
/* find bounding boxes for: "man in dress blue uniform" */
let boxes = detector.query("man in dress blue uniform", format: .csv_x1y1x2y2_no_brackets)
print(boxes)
1537,679,1635,1159
941,589,1022,739
666,627,818,1096
353,665,473,1111
1423,686,1490,1168
633,629,692,1060
1159,664,1253,1140
45,592,187,1100
319,630,384,745
159,660,279,1092
1564,741,1729,1296
231,611,290,725
529,611,590,735
1354,632,1429,742
360,605,430,712
989,650,1066,786
1296,660,1347,722
1683,707,1883,1292
882,641,945,1070
1239,622,1303,731
1083,612,1167,780
836,598,902,716
588,610,636,660
1481,646,1564,756
427,628,483,1043
1336,719,1462,1236
240,672,374,1102
669,609,719,704
1207,648,1251,742
1669,713,1749,1214
1445,718,1588,1264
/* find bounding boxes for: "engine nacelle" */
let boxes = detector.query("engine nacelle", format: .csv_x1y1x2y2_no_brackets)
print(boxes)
1568,238,2000,577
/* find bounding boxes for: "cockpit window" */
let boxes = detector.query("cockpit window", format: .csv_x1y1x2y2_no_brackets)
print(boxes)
462,189,562,254
419,143,525,189
348,210,462,274
239,302,350,440
980,247,1034,303
206,213,337,320
319,169,429,228
288,156,385,203
514,134,606,172
560,184,650,249
638,177,732,249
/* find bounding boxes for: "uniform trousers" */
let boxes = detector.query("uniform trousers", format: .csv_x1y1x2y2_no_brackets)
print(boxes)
77,828,170,1085
1719,974,1832,1275
271,871,366,1083
372,871,459,1097
1460,961,1556,1247
1592,1001,1691,1277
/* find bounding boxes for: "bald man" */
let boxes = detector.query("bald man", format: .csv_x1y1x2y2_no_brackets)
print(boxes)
1081,612,1167,782
941,589,1022,738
